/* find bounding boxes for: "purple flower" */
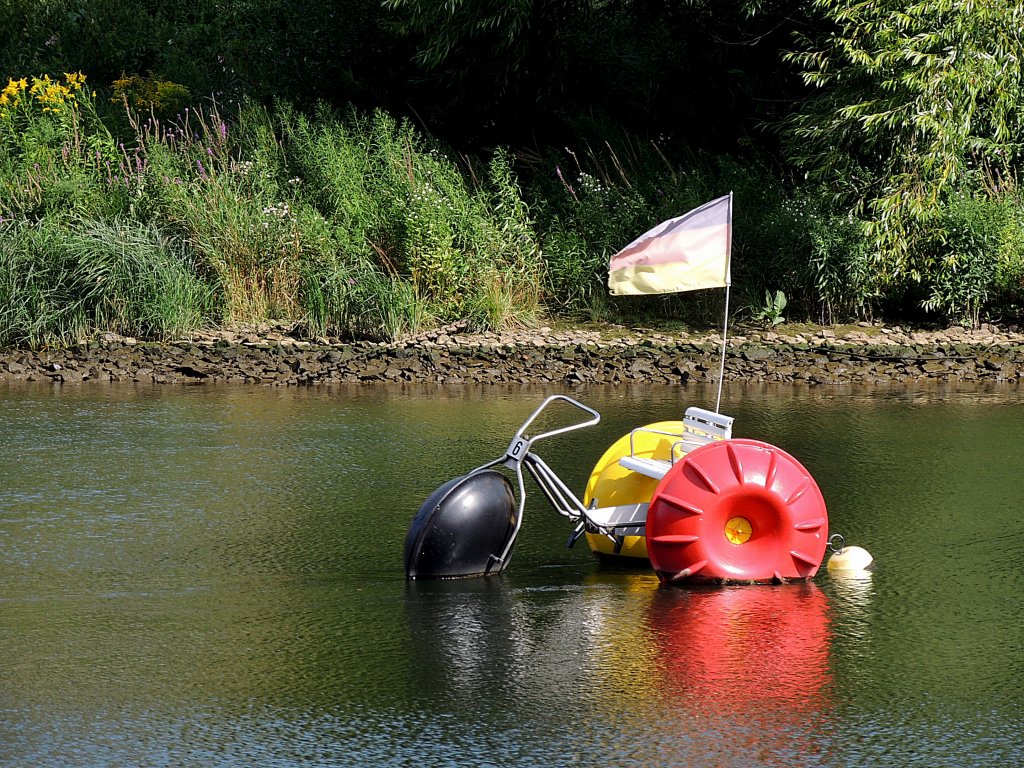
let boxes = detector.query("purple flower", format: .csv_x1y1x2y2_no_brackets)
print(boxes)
556,165,577,200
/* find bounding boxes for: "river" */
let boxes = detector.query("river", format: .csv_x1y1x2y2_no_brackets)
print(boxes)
1,381,1021,767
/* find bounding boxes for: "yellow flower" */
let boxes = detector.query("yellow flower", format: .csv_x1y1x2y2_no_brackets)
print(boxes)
0,78,25,110
29,75,51,95
63,72,86,90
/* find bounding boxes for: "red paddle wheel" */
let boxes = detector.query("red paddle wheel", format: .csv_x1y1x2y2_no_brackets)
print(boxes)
646,439,828,584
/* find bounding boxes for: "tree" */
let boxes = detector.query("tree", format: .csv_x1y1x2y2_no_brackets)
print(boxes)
784,0,1024,283
384,0,813,150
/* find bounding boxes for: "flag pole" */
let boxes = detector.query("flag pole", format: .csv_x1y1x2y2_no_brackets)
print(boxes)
715,284,730,413
714,192,733,413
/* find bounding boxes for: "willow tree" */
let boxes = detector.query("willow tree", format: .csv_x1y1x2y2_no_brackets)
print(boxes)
784,0,1024,283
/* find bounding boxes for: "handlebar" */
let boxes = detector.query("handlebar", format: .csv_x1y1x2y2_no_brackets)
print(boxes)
502,395,600,467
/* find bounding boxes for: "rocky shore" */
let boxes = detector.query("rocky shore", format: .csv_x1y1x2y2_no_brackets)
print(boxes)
3,320,1024,387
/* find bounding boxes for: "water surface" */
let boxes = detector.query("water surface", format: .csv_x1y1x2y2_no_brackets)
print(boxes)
1,381,1022,767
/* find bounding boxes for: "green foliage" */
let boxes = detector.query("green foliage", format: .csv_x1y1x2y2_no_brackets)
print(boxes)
0,73,121,223
111,74,191,118
299,259,426,341
992,202,1024,318
280,105,543,334
0,217,214,347
533,137,714,320
8,0,1024,342
0,0,401,109
920,192,1021,327
532,141,837,326
748,289,787,328
785,0,1024,284
795,193,879,323
0,87,552,343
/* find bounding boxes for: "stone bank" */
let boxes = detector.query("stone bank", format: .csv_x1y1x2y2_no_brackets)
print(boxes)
3,322,1024,387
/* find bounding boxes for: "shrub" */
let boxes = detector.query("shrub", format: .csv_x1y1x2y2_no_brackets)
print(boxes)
785,0,1024,286
111,74,191,118
921,192,1018,327
281,105,543,336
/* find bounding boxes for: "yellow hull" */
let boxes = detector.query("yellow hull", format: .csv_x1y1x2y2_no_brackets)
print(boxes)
582,420,686,562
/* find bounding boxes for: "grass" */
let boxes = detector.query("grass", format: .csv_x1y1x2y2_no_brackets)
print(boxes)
0,88,548,346
3,72,1024,349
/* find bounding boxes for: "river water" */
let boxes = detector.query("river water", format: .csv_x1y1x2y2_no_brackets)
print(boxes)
1,381,1021,767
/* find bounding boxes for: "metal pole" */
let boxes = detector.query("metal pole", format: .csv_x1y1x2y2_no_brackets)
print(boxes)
714,192,733,414
715,283,730,413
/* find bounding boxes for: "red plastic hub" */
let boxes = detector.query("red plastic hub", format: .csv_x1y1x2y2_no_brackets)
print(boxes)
646,439,828,584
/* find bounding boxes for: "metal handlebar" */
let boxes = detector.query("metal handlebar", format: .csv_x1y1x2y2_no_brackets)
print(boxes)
461,395,602,570
502,395,600,469
516,395,601,442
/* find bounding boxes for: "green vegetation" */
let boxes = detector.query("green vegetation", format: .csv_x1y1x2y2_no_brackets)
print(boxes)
0,81,544,345
1,1,1024,347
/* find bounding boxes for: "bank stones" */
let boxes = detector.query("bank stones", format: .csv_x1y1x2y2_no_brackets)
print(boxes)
3,323,1024,387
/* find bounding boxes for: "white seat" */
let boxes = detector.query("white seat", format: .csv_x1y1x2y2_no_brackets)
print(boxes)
617,407,734,480
582,502,648,535
618,455,674,480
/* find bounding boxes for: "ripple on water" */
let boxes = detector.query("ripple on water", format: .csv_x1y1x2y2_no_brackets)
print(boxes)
2,383,1024,767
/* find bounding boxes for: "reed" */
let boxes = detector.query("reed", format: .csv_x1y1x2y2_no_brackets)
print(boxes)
0,217,214,347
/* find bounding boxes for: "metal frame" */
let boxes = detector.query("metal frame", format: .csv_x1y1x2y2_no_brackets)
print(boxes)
464,395,601,570
458,396,737,571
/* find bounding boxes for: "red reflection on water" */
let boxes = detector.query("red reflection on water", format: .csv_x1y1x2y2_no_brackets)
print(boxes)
647,583,833,716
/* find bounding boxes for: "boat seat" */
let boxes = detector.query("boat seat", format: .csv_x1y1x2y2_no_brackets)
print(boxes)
618,407,734,480
582,502,648,536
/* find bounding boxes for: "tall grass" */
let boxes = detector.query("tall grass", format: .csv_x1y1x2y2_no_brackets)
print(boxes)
0,217,213,346
0,78,547,345
5,70,1024,346
280,106,544,334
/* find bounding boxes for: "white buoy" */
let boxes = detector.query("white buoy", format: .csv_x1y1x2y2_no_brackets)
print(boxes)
827,545,874,575
826,533,873,577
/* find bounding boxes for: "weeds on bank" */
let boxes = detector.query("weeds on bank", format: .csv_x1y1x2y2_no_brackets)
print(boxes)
5,69,1024,348
0,76,545,345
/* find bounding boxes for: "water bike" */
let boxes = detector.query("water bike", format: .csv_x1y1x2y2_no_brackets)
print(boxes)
404,394,856,585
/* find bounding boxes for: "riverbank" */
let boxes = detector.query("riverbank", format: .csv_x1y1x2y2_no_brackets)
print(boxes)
4,320,1024,387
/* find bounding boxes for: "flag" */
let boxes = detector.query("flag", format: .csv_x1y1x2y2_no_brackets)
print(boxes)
608,194,732,296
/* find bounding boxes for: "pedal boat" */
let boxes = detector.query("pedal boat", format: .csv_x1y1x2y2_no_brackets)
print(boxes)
404,395,830,585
